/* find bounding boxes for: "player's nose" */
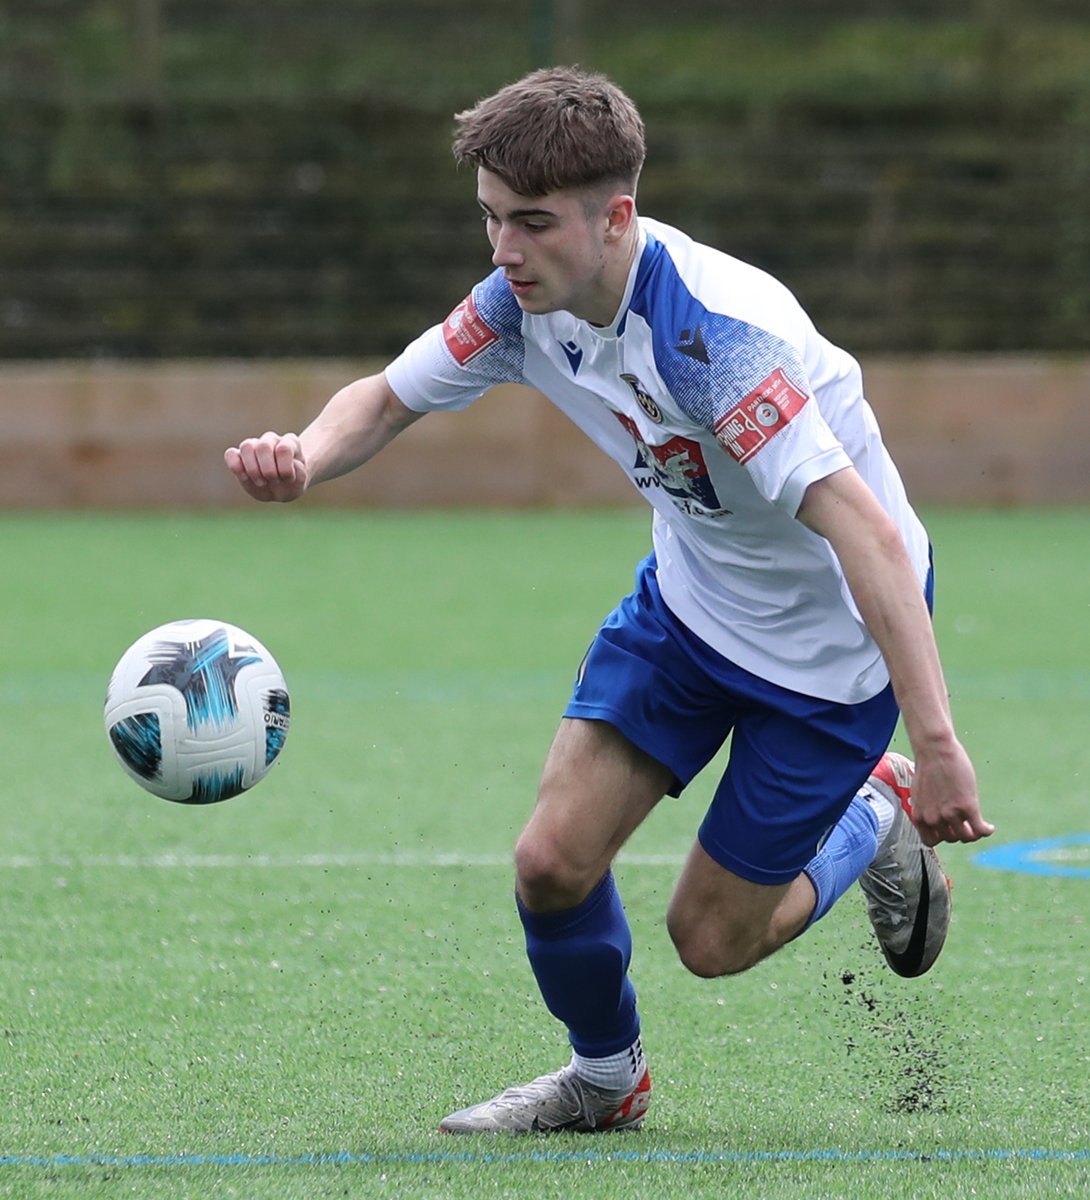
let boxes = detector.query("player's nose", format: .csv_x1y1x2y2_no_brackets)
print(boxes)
490,225,524,268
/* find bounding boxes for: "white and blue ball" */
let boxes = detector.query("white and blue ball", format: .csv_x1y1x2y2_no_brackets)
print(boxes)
104,619,290,804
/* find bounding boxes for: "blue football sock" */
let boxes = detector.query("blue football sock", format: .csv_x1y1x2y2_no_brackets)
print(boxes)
804,793,880,927
518,870,640,1059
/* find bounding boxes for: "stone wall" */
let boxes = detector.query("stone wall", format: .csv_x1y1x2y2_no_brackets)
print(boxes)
3,357,1088,509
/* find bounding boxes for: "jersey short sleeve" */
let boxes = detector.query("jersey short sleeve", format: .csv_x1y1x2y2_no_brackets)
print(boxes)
384,269,527,412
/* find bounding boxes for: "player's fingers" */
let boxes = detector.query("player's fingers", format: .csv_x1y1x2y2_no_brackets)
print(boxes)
963,814,996,842
911,805,962,846
271,434,304,481
944,807,995,844
223,444,257,482
246,431,288,481
922,812,995,846
915,823,942,848
224,447,265,495
232,431,288,485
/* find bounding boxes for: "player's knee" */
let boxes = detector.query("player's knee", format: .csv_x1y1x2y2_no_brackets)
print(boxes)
666,910,762,979
514,831,594,912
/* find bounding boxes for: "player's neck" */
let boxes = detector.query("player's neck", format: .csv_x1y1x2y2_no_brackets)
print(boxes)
585,227,640,329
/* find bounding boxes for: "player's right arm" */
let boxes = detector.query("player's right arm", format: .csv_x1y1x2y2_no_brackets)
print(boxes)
224,371,422,502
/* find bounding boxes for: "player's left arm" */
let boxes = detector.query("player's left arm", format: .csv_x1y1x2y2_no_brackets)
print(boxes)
797,466,995,847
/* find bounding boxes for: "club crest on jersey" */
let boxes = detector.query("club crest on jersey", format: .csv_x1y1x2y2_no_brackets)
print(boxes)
443,295,499,365
620,373,663,423
714,368,809,464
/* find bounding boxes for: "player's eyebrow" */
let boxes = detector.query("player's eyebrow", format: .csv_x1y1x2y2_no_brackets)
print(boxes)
477,198,558,221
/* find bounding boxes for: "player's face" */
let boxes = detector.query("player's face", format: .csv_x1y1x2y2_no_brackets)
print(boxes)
476,169,631,327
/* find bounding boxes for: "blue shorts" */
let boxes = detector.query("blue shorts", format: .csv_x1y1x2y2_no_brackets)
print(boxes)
564,554,922,885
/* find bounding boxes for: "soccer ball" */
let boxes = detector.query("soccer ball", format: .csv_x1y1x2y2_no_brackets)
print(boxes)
104,619,291,804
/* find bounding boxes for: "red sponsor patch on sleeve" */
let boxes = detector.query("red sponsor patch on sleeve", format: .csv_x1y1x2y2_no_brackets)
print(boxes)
443,295,500,365
713,368,809,464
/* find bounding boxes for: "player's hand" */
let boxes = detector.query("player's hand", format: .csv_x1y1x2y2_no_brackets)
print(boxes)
906,740,995,847
224,431,309,502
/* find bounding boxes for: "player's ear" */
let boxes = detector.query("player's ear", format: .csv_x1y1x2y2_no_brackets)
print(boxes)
603,194,636,244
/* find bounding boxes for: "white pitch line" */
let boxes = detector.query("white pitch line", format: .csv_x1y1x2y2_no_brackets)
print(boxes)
0,851,686,870
1030,846,1090,863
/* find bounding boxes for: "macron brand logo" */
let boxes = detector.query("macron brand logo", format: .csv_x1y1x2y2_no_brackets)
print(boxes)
714,367,809,464
443,295,500,365
560,340,584,375
675,325,709,364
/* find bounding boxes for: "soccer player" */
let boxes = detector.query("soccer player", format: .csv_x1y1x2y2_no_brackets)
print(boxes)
225,67,994,1134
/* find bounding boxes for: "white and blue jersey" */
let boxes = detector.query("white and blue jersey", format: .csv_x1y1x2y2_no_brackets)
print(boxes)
385,218,930,706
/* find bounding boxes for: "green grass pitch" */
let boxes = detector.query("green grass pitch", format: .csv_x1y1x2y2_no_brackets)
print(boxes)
1,506,1087,1199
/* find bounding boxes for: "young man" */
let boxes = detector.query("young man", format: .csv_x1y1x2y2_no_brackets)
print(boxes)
226,67,994,1134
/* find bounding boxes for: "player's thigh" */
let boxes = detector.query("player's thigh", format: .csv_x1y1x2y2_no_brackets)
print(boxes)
515,717,674,908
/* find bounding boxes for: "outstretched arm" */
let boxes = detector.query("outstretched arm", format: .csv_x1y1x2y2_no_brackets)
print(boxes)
797,467,995,847
224,372,423,502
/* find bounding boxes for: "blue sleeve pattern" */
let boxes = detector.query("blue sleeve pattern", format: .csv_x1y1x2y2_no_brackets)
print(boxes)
462,269,527,384
628,242,809,430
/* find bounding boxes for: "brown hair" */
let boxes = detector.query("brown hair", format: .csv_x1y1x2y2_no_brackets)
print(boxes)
452,67,646,199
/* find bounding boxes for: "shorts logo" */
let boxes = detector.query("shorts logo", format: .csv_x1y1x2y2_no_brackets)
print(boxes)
443,295,499,365
714,368,808,464
620,373,663,423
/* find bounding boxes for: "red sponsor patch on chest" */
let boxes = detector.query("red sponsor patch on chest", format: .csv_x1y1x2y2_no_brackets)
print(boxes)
443,295,499,365
714,368,809,464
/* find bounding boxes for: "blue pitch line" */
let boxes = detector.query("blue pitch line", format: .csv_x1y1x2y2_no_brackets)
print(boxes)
0,1149,1086,1168
974,834,1090,880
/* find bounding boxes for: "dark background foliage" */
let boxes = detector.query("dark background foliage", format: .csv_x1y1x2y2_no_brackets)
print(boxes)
2,0,1088,357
